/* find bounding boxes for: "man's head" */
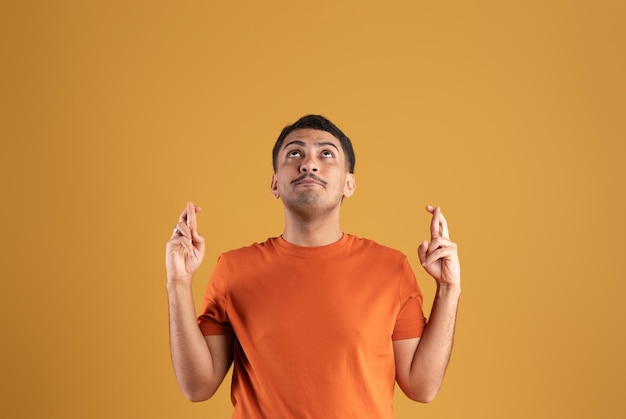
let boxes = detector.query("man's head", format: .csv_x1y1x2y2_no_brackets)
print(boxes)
272,115,355,174
270,116,356,215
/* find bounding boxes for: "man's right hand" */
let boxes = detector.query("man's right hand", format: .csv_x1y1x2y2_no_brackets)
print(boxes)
166,201,206,284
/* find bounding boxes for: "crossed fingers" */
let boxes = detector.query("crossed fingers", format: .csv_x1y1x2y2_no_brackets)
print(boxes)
429,204,449,240
419,205,457,268
172,201,201,244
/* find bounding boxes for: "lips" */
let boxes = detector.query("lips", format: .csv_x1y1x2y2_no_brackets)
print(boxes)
297,179,323,187
295,180,326,190
292,174,327,188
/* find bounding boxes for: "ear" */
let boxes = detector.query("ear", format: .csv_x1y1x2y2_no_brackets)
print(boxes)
343,173,356,198
270,174,280,199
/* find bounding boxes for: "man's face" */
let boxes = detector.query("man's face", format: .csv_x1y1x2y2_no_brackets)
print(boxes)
271,128,355,214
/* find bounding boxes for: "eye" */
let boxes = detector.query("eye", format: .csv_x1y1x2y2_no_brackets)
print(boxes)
321,150,334,158
287,150,302,158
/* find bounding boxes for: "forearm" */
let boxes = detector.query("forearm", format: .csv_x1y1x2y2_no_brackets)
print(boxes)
167,281,216,401
409,284,461,401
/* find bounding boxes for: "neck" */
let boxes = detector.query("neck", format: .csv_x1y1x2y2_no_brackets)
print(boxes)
281,207,343,247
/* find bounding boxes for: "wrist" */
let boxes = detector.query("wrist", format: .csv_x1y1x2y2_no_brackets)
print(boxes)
167,277,193,292
436,282,461,299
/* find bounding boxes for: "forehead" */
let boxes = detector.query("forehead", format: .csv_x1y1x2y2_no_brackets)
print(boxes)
282,128,341,149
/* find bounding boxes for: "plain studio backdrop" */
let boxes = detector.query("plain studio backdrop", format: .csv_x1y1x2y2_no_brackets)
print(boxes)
1,1,624,418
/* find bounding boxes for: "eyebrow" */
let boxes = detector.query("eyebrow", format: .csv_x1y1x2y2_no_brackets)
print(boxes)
282,140,340,151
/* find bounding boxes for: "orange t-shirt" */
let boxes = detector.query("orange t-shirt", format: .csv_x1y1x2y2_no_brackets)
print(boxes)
198,234,426,418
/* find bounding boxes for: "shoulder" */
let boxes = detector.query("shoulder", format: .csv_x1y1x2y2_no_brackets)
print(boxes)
212,238,280,274
345,234,408,261
220,237,280,260
344,235,416,283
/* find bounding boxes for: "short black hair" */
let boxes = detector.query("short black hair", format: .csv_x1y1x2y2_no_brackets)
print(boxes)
272,114,356,174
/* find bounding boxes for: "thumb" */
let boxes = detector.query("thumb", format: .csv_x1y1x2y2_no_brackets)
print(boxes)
192,230,206,252
417,240,428,264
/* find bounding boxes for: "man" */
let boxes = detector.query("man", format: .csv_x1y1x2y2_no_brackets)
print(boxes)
166,115,461,417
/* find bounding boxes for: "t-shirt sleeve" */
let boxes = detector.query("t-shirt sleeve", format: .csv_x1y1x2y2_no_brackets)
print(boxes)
197,254,233,336
392,258,427,340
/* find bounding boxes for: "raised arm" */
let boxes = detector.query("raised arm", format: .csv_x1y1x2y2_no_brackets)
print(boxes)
394,205,461,403
166,201,233,402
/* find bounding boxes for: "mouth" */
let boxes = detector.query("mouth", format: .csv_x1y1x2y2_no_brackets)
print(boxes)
292,174,327,188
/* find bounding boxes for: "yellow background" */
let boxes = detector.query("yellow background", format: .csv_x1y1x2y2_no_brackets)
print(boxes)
1,1,625,418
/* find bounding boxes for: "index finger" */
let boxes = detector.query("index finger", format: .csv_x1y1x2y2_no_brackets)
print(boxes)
178,204,189,223
427,206,451,240
428,205,441,239
186,200,198,231
438,209,450,240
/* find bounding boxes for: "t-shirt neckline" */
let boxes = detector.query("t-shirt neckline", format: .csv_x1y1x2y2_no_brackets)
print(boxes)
275,233,352,256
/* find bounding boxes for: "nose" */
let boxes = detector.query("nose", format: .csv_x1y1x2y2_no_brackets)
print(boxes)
299,155,319,173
